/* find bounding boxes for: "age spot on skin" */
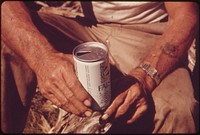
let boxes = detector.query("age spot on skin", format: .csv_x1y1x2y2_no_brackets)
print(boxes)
161,43,179,58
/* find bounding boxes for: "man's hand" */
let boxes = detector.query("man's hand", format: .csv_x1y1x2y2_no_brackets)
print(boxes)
2,1,93,117
101,76,148,124
34,52,93,117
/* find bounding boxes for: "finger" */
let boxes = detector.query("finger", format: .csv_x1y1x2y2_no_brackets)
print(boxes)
40,74,81,114
115,87,140,118
102,91,127,120
60,99,81,116
45,93,73,113
42,92,63,108
40,87,72,113
61,68,93,105
43,83,79,114
54,79,92,116
126,105,148,124
68,95,92,117
47,85,81,115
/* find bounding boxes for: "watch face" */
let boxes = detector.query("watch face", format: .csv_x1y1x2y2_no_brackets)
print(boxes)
152,72,157,78
139,63,160,85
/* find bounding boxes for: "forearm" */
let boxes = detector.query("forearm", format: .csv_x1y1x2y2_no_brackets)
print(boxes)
2,1,56,71
130,2,198,92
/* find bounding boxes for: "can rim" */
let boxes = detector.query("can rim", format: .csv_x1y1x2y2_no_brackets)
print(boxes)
73,42,108,62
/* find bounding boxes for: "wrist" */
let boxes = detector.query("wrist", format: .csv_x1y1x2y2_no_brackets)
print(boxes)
129,67,157,93
145,75,156,93
27,47,57,72
139,63,161,86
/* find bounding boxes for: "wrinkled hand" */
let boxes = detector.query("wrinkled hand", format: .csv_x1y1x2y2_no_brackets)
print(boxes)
101,76,148,124
34,52,93,117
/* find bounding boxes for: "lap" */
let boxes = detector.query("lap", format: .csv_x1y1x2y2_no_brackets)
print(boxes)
37,12,198,133
152,68,198,133
2,10,197,133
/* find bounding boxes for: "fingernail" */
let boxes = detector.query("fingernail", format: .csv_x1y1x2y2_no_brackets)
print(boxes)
101,113,109,120
85,111,92,117
84,100,91,107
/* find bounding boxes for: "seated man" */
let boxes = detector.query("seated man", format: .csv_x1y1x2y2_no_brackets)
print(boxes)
1,1,199,133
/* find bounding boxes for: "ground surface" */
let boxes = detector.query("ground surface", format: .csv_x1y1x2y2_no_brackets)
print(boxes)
23,91,59,133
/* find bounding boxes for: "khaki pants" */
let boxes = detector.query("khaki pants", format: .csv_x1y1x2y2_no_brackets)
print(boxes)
1,11,198,133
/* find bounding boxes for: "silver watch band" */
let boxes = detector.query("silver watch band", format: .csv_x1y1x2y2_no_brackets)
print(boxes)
139,63,161,85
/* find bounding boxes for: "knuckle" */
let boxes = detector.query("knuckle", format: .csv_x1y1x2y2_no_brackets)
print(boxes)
39,89,49,97
50,72,57,81
67,93,74,99
79,106,88,114
56,102,62,108
41,92,48,97
67,80,77,89
59,84,67,92
130,88,140,97
74,111,82,116
117,110,124,116
43,81,52,88
142,105,148,111
60,105,70,112
114,96,124,105
114,100,121,106
60,99,69,107
67,107,81,116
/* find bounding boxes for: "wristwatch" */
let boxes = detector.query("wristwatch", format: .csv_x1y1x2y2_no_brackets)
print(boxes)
139,63,161,85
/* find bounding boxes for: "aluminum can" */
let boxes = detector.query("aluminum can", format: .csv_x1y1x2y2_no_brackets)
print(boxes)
73,42,111,110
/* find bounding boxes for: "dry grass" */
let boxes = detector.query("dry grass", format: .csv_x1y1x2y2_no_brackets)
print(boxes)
23,91,59,133
23,90,111,134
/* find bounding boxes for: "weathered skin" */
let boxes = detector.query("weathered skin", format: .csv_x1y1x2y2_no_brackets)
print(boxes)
2,1,198,133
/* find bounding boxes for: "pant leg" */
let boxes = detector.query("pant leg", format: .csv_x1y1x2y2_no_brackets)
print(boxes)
37,12,199,133
38,11,165,74
152,68,198,133
1,42,37,133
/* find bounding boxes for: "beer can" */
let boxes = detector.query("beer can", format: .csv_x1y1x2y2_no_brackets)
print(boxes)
73,42,111,110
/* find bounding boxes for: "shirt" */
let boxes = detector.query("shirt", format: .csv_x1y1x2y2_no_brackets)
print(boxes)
90,2,168,24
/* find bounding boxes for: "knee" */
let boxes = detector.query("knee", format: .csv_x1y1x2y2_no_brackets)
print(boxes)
153,94,198,133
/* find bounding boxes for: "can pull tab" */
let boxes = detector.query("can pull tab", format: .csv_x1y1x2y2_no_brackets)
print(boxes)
76,51,91,56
